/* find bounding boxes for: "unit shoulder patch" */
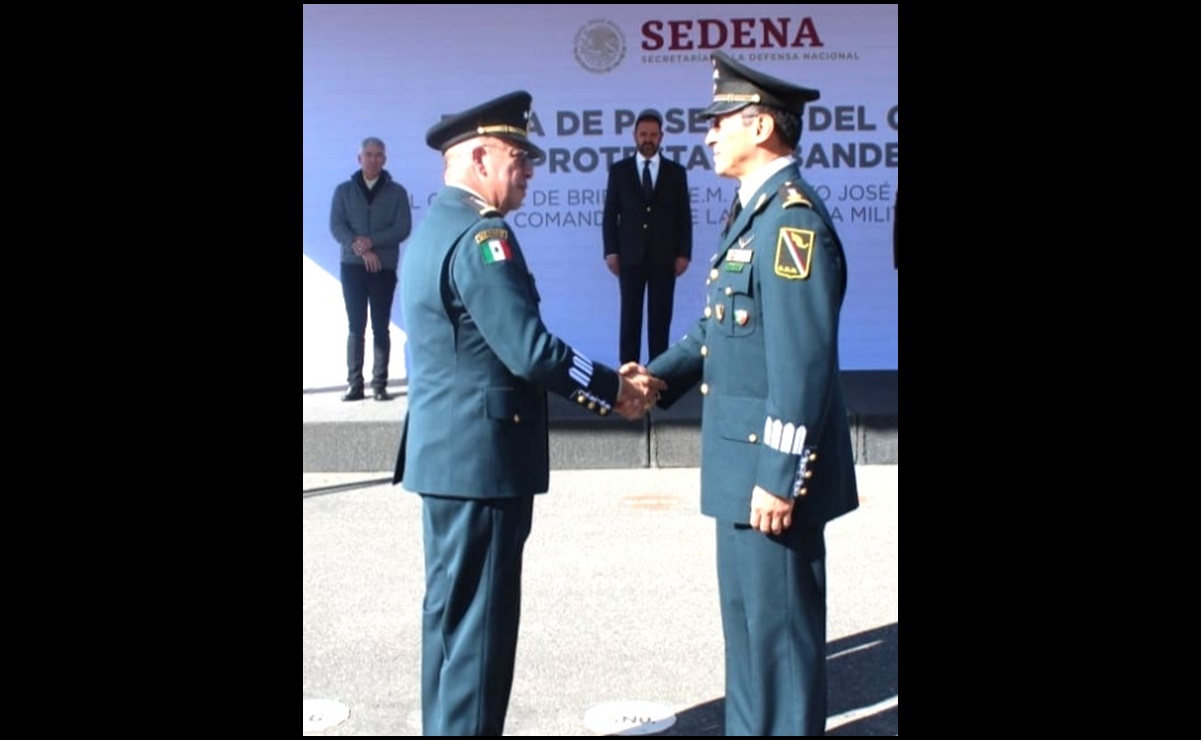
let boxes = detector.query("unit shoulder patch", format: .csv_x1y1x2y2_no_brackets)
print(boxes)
779,183,812,209
774,228,815,279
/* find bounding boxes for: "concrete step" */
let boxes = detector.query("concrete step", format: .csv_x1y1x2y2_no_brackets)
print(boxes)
303,370,897,473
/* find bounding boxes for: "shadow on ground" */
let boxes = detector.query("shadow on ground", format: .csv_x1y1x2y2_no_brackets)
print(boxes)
625,622,898,736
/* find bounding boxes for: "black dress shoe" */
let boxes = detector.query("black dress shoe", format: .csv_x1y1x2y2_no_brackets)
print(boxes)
341,387,365,402
373,387,393,401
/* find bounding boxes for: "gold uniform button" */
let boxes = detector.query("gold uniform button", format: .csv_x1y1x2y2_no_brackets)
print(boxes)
796,487,809,497
577,395,586,404
724,287,733,296
599,407,609,416
643,222,649,228
808,452,818,462
704,306,712,318
700,383,710,395
588,402,597,411
803,470,814,479
748,433,757,443
709,268,719,280
700,345,708,356
513,414,521,423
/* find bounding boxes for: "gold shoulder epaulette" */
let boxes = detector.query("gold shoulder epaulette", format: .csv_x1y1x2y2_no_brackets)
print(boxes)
779,182,812,209
463,192,503,219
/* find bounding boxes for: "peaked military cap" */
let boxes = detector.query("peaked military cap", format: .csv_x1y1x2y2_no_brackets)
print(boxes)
702,50,820,118
425,90,545,159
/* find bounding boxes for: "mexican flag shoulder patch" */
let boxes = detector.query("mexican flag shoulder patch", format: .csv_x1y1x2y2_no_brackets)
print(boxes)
474,228,512,264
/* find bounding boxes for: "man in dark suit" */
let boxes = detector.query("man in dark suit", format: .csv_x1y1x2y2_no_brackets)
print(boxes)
393,90,663,737
641,52,860,736
603,110,693,364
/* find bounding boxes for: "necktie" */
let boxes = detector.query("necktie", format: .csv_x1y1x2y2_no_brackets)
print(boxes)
723,192,742,236
641,159,653,200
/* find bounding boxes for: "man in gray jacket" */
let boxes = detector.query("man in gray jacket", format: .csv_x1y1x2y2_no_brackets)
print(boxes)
330,136,413,401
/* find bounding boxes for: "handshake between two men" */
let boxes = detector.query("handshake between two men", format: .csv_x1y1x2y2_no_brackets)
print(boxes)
614,362,667,421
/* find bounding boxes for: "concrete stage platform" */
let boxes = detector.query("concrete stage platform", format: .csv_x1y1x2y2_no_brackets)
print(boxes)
303,370,896,473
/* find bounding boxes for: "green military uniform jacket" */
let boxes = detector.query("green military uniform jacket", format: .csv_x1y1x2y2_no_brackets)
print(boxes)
647,161,859,526
394,185,621,497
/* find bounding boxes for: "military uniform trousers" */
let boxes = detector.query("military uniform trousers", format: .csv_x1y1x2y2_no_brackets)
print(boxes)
419,493,533,736
717,520,828,736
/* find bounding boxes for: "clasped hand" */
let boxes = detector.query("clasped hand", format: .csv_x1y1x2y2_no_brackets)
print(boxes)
615,363,666,420
352,236,382,272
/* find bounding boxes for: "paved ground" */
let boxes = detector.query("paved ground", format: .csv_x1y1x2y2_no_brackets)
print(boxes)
303,465,898,736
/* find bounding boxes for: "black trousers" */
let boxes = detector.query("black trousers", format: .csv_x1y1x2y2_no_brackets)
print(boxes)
618,260,677,365
340,263,397,390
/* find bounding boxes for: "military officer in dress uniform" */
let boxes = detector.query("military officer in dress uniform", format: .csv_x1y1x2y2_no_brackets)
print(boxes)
392,90,663,737
643,52,860,736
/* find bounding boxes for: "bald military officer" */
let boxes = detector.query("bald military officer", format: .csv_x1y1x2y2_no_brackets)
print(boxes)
393,90,663,736
644,52,859,736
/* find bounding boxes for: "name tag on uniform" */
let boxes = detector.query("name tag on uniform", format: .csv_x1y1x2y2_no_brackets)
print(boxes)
727,248,754,263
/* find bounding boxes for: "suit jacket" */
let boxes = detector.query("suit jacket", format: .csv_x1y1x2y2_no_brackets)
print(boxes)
646,162,858,527
394,186,622,497
602,155,692,268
